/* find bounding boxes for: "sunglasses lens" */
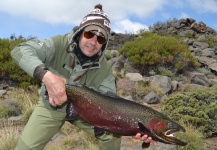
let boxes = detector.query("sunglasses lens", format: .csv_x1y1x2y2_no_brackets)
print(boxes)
84,31,106,44
97,36,106,44
84,31,95,39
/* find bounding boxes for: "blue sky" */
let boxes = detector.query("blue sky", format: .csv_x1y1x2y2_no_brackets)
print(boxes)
0,0,217,40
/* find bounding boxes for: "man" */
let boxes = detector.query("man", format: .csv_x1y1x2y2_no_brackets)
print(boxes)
11,4,156,150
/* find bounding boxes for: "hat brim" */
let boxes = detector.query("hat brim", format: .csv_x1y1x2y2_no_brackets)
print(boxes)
84,25,107,40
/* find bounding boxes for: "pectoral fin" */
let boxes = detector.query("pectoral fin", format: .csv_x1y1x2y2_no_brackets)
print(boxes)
138,122,152,136
138,122,152,149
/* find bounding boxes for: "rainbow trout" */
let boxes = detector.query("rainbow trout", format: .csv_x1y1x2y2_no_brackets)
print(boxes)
65,84,187,148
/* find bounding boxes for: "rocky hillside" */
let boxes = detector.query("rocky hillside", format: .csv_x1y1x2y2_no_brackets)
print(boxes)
108,18,217,75
106,17,217,139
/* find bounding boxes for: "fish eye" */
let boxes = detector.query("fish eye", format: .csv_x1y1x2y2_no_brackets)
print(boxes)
167,122,174,128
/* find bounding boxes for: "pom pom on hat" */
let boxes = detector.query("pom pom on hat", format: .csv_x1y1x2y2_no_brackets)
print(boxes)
94,4,102,10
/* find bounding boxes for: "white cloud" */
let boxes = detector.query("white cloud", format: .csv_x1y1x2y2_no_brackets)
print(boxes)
112,19,149,34
188,0,217,13
0,0,169,25
0,0,89,24
1,0,217,37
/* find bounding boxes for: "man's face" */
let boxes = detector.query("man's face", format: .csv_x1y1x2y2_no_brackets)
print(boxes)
79,30,106,57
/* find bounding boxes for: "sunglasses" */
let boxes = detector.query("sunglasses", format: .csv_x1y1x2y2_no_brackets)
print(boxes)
83,31,106,44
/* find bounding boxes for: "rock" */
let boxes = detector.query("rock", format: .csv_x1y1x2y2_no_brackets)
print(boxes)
150,75,172,94
193,41,209,49
109,56,125,79
172,80,179,91
210,79,217,85
197,35,208,41
201,48,216,57
0,83,9,90
197,56,217,65
124,61,140,73
184,71,212,86
8,115,23,121
209,63,217,74
125,73,144,81
182,83,205,92
124,95,134,101
0,90,7,96
143,91,159,104
178,30,195,37
6,102,22,116
116,79,137,96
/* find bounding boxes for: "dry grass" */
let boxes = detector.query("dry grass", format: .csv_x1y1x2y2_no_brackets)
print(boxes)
0,86,39,150
1,86,98,150
176,120,204,150
44,122,98,150
10,86,39,122
0,120,21,150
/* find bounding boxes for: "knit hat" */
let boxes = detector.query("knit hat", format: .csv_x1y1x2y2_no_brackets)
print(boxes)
70,4,111,51
80,4,110,40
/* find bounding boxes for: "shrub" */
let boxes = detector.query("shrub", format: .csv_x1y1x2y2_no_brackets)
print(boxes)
162,85,217,137
0,38,39,86
157,67,175,77
119,32,199,74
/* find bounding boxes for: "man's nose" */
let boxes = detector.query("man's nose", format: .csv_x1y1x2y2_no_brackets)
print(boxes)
89,35,98,45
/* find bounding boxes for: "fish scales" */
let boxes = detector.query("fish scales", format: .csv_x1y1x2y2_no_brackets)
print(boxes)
66,84,187,147
66,85,155,130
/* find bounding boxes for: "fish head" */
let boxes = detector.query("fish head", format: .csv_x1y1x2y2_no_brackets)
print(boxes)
140,117,187,146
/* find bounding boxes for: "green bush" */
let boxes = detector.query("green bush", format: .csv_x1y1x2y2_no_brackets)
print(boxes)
119,32,199,74
0,38,39,86
162,85,217,137
157,67,175,77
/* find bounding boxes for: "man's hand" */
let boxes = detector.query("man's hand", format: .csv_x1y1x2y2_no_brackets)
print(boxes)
42,71,67,107
134,133,157,145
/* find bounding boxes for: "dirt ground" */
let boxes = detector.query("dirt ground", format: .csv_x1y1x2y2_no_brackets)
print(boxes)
202,137,217,150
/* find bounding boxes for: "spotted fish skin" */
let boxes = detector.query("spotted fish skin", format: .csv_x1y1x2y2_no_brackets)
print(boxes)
65,84,187,147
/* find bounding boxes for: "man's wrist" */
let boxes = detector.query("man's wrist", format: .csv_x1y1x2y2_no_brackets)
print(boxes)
33,66,48,81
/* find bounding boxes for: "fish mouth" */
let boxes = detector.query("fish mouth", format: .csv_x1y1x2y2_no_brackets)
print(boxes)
163,128,187,146
151,128,187,146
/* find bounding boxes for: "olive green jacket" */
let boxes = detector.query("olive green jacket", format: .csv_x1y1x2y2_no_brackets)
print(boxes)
11,30,116,112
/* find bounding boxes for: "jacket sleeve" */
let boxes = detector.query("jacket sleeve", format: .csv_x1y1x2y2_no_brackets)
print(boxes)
10,38,55,77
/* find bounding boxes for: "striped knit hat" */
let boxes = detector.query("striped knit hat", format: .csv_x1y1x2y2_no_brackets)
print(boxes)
79,4,110,40
71,4,111,51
